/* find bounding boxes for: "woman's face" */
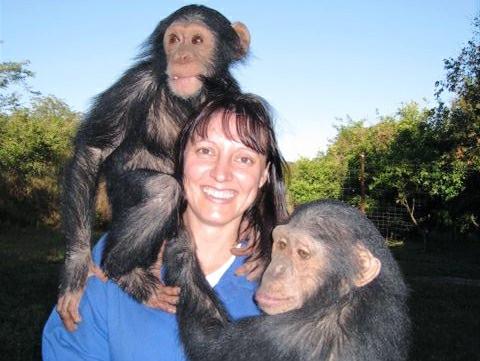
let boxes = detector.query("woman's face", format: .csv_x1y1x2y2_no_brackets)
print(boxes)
182,112,269,228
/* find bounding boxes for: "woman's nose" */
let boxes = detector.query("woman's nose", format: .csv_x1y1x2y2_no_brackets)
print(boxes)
210,156,232,182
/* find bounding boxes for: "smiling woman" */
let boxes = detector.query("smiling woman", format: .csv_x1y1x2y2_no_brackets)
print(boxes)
183,114,269,227
42,92,288,361
174,93,288,275
179,106,272,276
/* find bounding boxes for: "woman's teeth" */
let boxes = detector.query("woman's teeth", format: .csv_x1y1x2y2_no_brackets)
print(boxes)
202,186,235,200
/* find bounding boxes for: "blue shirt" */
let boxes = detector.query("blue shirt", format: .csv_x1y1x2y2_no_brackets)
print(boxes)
42,236,260,361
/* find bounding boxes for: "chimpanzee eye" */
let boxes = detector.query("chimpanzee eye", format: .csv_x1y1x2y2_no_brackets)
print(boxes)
169,34,180,44
276,240,287,251
297,249,310,260
192,35,203,44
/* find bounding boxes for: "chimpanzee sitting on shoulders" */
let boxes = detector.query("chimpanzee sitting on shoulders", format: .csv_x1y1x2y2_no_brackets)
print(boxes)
165,200,410,361
58,5,252,330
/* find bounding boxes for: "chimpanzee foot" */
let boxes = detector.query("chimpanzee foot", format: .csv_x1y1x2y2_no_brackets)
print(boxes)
57,290,83,332
57,263,107,331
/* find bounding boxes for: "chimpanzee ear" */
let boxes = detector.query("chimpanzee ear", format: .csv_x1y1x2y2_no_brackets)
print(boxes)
353,245,381,287
231,22,250,58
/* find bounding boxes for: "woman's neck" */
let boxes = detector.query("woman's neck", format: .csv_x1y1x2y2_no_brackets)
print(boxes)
183,211,240,275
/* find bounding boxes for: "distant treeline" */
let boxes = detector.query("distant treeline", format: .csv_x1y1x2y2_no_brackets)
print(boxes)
1,19,479,246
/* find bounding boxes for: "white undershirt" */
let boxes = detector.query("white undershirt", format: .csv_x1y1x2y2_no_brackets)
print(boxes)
205,254,236,287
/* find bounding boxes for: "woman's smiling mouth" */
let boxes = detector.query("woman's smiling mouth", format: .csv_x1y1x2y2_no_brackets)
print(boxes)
201,186,236,201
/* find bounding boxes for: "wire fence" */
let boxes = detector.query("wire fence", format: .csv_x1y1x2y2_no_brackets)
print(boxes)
337,189,420,240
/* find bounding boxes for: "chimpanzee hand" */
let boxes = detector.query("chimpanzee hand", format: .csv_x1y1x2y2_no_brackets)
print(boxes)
233,253,267,281
232,226,267,280
56,263,107,332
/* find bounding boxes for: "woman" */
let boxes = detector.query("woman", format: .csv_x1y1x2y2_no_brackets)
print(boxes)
42,93,288,361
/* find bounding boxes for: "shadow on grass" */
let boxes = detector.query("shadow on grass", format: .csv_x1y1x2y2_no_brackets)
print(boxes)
0,227,62,361
0,228,479,361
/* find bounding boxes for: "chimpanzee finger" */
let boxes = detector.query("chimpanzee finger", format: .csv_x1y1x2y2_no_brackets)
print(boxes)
158,293,179,306
89,265,108,282
56,295,66,315
158,302,177,314
161,286,181,297
68,295,82,324
151,288,179,306
245,264,265,281
230,245,254,257
59,296,77,332
235,258,266,280
234,260,255,277
146,298,177,313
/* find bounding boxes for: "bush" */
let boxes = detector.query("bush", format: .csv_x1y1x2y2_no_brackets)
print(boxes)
0,96,79,227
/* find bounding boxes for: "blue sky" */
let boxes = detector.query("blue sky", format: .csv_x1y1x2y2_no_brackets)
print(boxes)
1,0,478,160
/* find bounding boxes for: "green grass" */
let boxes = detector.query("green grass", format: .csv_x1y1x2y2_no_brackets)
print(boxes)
0,228,479,361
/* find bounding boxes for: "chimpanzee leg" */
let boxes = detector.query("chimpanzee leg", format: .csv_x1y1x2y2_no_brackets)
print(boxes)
101,170,181,302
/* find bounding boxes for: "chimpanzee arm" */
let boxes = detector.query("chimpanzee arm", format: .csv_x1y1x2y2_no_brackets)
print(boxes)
60,62,156,295
164,231,276,361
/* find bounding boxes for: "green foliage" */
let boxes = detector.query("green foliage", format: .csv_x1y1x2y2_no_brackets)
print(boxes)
427,16,480,234
0,96,79,226
288,156,342,205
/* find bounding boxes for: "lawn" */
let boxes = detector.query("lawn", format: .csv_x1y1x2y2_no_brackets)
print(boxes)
0,227,478,361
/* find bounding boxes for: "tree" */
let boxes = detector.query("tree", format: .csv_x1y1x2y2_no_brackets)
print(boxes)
288,156,342,205
0,61,39,112
429,16,480,235
0,96,79,226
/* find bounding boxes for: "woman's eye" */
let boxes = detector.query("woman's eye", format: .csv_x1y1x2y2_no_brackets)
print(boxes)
237,155,254,165
196,147,213,156
297,249,310,260
192,35,203,44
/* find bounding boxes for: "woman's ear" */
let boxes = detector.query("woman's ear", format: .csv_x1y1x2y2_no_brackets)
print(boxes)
353,244,381,287
259,162,270,188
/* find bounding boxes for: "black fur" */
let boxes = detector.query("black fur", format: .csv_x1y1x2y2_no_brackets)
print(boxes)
60,5,247,302
165,200,410,361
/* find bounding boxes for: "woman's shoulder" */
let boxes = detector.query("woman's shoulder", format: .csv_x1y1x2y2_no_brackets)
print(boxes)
214,255,261,320
91,233,108,265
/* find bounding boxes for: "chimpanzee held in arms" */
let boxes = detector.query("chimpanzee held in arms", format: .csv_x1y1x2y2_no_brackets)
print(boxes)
58,5,251,327
165,200,410,361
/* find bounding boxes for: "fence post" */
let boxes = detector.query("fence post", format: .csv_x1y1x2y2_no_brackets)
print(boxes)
360,153,366,213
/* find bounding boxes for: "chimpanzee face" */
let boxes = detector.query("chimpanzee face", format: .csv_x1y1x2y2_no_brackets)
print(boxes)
256,211,383,315
255,225,325,315
163,21,216,99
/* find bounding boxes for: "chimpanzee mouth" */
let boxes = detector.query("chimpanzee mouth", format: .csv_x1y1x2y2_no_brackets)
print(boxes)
170,74,200,81
255,291,293,307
